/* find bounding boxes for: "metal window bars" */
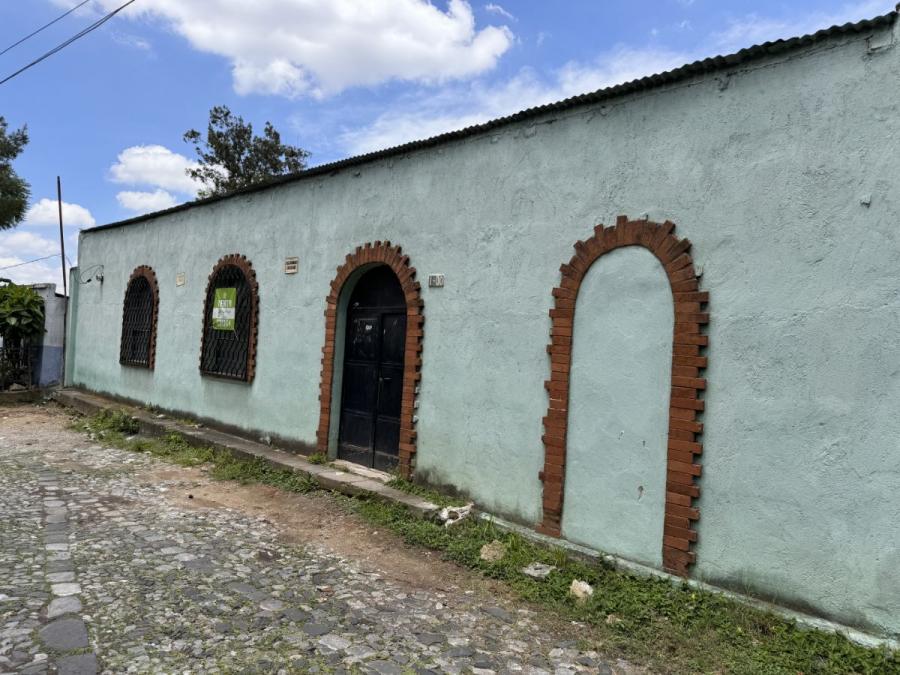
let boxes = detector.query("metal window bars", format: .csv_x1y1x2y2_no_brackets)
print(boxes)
200,265,252,380
119,275,154,367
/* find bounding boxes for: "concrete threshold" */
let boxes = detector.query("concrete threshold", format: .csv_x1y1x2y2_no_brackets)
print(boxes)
54,388,439,520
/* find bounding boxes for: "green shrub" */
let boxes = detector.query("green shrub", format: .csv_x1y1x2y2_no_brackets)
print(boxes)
0,280,44,344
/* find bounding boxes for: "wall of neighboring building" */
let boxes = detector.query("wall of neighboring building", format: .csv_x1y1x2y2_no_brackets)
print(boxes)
68,19,900,637
30,283,66,388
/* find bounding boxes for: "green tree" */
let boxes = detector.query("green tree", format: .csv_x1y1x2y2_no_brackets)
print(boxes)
0,117,30,231
183,105,309,198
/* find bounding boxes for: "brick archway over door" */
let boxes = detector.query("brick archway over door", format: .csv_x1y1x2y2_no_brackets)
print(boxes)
538,216,708,576
317,242,424,478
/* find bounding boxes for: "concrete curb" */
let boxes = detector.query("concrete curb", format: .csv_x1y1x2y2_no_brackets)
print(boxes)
0,389,50,405
53,388,440,520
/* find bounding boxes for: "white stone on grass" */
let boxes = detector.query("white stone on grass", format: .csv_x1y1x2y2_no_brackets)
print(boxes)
521,563,556,579
569,579,593,603
479,540,507,562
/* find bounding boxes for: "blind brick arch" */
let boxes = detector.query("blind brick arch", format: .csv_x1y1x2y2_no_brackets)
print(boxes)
317,242,424,478
538,216,708,576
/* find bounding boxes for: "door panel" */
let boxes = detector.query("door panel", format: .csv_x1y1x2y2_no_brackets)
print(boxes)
338,267,407,469
347,316,378,360
341,362,377,413
380,313,406,364
339,410,372,450
376,364,403,418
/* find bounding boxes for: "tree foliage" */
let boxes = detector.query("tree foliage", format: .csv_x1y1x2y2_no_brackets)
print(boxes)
183,105,309,198
0,280,45,344
0,117,30,231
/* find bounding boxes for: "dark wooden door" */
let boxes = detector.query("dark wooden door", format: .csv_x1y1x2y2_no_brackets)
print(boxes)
338,266,407,471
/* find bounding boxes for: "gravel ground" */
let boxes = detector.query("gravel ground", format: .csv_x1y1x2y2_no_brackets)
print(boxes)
0,404,640,675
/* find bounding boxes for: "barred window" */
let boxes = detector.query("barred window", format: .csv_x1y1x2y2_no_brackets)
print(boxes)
200,255,258,382
119,266,159,369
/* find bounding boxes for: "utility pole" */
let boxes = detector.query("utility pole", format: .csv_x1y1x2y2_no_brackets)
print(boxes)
56,176,67,296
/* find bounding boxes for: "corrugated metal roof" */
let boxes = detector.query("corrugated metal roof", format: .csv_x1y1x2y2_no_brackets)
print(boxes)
84,9,897,234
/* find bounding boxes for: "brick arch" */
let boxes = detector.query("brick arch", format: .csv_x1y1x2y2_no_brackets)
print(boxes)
119,265,160,369
199,254,260,382
538,216,708,576
316,242,424,478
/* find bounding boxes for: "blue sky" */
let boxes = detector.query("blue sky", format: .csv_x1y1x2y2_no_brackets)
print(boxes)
0,0,893,289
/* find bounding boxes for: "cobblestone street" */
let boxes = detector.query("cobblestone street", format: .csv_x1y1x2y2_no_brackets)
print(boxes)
0,405,632,674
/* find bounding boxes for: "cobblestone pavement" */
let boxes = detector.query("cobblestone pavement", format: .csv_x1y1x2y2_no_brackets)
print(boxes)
0,405,637,674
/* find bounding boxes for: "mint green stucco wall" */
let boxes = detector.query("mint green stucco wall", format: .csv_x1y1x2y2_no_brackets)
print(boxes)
70,21,900,637
562,247,673,568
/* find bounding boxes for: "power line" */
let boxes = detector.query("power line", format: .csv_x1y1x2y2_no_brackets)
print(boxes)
0,254,60,271
0,0,93,58
0,0,137,87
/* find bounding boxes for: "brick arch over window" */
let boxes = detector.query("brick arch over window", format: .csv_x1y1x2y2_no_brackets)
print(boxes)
538,216,708,576
199,254,260,383
316,242,424,478
119,265,160,369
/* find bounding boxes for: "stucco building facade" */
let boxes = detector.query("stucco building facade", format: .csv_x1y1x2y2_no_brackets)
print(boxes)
66,11,900,638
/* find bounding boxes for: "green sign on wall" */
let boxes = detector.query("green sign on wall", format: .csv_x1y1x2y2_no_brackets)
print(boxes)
212,287,236,330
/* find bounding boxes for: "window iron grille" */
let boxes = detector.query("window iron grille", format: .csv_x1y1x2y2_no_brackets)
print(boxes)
200,262,255,381
119,267,158,368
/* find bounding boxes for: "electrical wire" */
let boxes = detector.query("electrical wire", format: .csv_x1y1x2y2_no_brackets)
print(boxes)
78,264,104,285
0,0,137,87
0,254,60,271
0,0,93,58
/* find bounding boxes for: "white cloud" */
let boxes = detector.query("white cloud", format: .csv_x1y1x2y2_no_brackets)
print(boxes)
0,231,59,258
111,32,152,51
555,47,688,94
57,0,514,98
342,47,690,155
0,229,73,289
23,199,96,228
341,0,892,156
713,0,891,52
116,189,179,214
484,3,515,21
0,255,63,287
108,145,199,196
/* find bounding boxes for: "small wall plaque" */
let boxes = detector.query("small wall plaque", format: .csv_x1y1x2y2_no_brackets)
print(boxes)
175,272,186,287
428,273,444,288
284,257,299,274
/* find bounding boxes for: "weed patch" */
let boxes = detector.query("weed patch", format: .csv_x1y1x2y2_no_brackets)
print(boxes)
347,498,898,675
